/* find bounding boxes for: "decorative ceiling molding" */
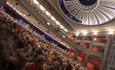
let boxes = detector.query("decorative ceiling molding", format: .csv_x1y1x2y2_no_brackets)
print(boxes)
37,0,74,31
59,0,115,25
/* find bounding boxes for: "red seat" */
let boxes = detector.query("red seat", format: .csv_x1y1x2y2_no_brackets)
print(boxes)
95,38,106,43
82,43,89,48
70,50,76,57
76,40,80,45
87,63,94,70
77,56,83,62
92,47,99,53
77,53,86,62
88,58,101,70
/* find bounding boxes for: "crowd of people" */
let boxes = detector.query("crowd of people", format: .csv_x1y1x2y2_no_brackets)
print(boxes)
0,11,87,70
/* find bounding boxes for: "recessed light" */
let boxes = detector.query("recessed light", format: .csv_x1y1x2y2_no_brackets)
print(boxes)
50,16,56,21
33,0,39,4
83,32,88,36
45,11,51,17
23,14,26,17
62,35,66,38
93,31,98,35
94,38,96,41
75,32,79,36
64,29,68,32
55,21,60,25
108,30,114,35
47,22,50,25
60,25,64,29
39,5,45,11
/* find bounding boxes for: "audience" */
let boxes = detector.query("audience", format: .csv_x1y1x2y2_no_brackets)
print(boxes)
0,11,87,70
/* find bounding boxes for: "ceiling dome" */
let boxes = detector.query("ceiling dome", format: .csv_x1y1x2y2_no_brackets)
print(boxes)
79,0,97,6
59,0,115,25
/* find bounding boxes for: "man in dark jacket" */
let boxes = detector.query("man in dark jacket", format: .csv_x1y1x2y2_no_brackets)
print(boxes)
66,60,73,70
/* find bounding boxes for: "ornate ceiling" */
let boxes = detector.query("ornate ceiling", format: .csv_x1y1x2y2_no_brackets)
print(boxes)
59,0,115,25
7,0,115,34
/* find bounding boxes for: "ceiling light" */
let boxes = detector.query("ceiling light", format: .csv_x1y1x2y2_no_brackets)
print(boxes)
108,30,114,35
94,38,96,41
60,25,64,29
39,5,46,11
23,14,26,17
55,21,60,25
62,35,66,38
50,16,56,21
82,31,88,36
47,22,50,25
33,0,39,4
45,11,51,17
64,29,68,32
75,32,79,36
93,31,98,35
